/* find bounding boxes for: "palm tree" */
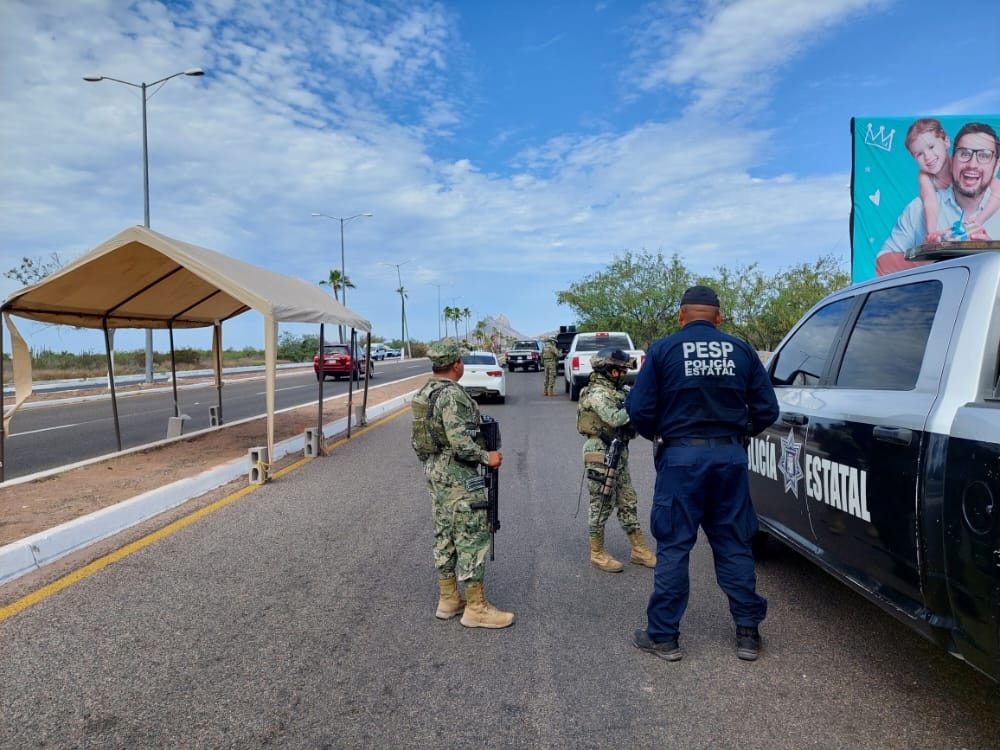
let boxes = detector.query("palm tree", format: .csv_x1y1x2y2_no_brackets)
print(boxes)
442,306,461,340
462,307,472,343
319,269,356,343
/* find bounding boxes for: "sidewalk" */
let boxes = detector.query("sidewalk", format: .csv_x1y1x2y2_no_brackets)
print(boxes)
0,372,426,586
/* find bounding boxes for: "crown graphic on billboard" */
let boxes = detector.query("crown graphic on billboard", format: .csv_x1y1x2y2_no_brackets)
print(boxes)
864,123,895,152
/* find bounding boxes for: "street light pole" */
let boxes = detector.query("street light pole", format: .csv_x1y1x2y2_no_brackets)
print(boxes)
381,259,413,358
430,282,443,340
84,68,204,382
312,212,373,343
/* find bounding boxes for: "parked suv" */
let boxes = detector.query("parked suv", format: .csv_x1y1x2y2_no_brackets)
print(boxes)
366,343,388,361
313,343,373,381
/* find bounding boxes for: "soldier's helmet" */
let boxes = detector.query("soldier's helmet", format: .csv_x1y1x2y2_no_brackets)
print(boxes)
590,347,631,376
427,338,463,369
547,337,558,345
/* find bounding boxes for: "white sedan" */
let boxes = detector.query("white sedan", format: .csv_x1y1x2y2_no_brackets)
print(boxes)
458,351,506,403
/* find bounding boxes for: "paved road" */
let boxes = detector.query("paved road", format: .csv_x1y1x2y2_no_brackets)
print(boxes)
3,359,429,479
1,370,997,748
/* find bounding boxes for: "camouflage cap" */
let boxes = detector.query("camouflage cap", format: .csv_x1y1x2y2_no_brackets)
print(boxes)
427,338,463,368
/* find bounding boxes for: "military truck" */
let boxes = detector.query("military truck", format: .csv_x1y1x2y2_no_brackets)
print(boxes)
555,325,577,374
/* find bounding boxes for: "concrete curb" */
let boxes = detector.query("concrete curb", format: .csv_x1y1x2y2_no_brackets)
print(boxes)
0,390,416,586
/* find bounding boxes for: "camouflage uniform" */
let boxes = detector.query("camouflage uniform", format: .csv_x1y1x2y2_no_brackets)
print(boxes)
577,351,656,572
541,339,560,395
413,338,514,628
414,376,492,583
578,372,640,536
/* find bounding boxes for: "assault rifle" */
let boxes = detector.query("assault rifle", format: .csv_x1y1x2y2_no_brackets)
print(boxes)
468,415,501,560
599,426,630,516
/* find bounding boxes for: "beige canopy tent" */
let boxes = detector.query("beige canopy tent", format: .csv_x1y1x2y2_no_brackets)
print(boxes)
1,225,371,482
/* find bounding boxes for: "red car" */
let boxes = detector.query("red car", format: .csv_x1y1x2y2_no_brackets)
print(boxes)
313,344,373,381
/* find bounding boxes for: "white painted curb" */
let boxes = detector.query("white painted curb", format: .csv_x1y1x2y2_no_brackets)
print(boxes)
0,391,416,586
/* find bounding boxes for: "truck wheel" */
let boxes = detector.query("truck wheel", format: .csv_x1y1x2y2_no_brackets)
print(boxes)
570,382,581,401
533,363,540,372
564,380,569,394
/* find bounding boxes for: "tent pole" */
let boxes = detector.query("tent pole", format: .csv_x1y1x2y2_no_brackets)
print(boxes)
169,326,179,418
317,324,325,453
346,329,355,438
214,323,223,424
1,312,5,483
359,330,370,426
103,320,122,452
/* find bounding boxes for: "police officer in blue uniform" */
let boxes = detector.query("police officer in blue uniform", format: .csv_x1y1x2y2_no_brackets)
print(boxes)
626,285,779,661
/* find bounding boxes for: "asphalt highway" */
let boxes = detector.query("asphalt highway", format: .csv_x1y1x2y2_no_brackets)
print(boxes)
1,370,997,748
3,358,429,479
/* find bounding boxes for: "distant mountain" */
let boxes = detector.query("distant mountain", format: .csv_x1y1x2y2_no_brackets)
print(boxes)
480,314,525,342
445,313,565,348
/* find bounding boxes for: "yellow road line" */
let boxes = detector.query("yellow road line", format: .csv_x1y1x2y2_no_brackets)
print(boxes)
0,406,412,623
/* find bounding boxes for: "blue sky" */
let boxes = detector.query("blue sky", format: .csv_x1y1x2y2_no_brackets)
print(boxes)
2,0,998,355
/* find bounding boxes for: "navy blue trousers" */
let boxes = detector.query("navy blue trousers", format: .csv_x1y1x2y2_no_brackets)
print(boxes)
646,441,767,642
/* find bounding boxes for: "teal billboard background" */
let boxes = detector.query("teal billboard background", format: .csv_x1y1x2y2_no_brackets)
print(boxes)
851,114,1000,282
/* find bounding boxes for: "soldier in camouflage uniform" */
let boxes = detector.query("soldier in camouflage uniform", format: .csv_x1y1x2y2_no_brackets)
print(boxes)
577,348,657,572
411,338,514,628
541,338,560,396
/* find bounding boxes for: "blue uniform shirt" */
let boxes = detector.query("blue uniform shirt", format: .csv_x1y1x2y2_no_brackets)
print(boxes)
626,320,778,441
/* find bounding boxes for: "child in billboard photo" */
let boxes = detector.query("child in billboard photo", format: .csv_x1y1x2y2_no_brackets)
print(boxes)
907,117,1000,243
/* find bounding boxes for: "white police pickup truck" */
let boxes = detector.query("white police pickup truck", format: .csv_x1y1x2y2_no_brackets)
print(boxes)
748,242,1000,683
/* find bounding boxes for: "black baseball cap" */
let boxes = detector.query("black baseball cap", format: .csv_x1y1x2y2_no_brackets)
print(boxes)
680,285,720,307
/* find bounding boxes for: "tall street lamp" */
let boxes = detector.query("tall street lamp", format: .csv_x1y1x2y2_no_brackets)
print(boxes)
430,282,444,340
311,212,373,312
381,259,413,358
83,67,205,382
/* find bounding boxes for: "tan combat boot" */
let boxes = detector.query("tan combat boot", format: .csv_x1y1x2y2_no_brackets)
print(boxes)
627,530,657,568
460,581,515,628
589,533,624,572
435,575,465,620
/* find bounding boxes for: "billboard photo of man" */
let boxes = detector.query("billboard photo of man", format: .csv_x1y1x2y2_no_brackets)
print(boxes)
851,115,1000,281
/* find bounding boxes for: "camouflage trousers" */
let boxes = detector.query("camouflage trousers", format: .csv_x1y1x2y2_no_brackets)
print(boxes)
544,364,557,390
424,459,491,582
585,461,640,537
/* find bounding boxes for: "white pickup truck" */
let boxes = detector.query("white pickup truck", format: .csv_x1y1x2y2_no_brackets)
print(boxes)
748,242,1000,683
564,331,645,401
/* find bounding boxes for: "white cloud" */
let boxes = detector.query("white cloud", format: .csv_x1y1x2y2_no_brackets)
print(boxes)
627,0,889,116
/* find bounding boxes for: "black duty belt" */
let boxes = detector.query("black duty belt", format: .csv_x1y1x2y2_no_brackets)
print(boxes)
665,436,739,448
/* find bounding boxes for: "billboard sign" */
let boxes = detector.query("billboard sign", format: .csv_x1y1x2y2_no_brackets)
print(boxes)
850,115,1000,282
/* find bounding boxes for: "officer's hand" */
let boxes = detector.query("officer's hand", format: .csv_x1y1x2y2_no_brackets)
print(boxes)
486,450,503,469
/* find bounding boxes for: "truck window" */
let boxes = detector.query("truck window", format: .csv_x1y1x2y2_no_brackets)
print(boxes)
834,280,941,390
771,298,854,386
576,335,632,351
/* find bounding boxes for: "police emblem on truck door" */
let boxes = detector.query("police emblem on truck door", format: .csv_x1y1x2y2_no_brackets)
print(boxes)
779,428,804,497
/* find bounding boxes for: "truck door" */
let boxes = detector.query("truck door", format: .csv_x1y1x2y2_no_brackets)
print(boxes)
807,279,944,614
943,405,1000,681
750,295,857,549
